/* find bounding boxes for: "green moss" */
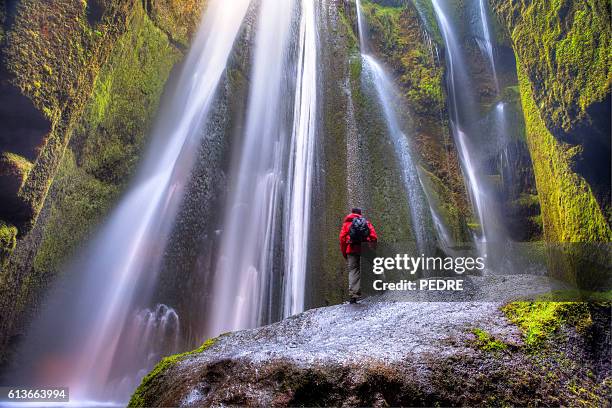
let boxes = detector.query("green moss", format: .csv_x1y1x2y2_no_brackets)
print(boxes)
32,2,181,277
338,5,359,53
516,66,611,244
513,193,539,209
144,0,205,48
492,0,611,133
32,150,118,275
79,4,181,184
128,337,218,408
0,221,18,264
361,0,445,115
3,0,115,230
1,153,33,188
408,0,442,44
503,301,592,349
471,328,508,352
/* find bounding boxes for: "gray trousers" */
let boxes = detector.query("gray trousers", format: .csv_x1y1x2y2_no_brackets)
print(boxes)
347,254,361,298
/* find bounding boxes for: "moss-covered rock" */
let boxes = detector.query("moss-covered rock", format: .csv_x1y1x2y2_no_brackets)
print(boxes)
516,66,611,244
128,337,218,408
349,0,471,245
130,295,611,407
0,0,127,232
361,0,444,116
31,0,182,287
492,0,611,134
492,0,611,223
503,300,592,349
0,220,17,266
470,328,509,352
143,0,206,49
0,153,33,223
0,0,204,365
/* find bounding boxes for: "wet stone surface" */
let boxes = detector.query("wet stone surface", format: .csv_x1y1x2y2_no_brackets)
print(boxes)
134,274,607,407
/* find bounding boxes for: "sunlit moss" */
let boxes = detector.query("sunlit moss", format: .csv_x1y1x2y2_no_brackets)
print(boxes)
0,221,18,264
471,328,508,352
492,0,611,132
361,0,445,114
502,301,592,349
516,66,611,243
128,337,218,407
1,152,33,189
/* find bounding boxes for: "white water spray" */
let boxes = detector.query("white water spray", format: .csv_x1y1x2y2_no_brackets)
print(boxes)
431,0,492,246
362,55,430,252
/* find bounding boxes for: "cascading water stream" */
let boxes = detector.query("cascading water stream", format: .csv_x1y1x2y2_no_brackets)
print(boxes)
356,0,430,253
207,0,319,336
431,0,498,253
477,1,514,195
431,0,517,268
478,0,499,92
283,0,318,318
12,0,251,403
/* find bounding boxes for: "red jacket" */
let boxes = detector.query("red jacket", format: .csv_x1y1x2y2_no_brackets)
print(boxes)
339,213,378,258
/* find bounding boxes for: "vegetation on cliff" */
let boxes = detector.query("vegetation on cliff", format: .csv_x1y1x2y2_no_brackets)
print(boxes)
354,0,471,244
516,67,611,244
0,0,202,365
492,0,611,134
0,221,17,266
492,0,611,229
34,1,181,276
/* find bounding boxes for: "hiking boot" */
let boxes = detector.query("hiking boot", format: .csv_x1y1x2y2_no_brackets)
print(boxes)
349,297,358,304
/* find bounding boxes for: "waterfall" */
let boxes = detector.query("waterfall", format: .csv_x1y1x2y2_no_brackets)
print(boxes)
355,0,368,53
431,0,512,264
207,0,320,336
283,0,318,318
12,0,251,403
478,0,499,92
431,0,491,248
356,0,430,253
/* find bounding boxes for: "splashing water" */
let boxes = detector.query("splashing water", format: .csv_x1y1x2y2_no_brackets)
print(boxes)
109,305,180,399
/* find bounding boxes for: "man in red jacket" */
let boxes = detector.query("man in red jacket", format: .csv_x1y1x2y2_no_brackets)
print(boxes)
339,208,378,303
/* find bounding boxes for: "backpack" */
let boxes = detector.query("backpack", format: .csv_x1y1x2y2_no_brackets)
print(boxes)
349,217,370,244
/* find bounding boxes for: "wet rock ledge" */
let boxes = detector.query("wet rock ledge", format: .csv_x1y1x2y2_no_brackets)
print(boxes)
129,276,610,407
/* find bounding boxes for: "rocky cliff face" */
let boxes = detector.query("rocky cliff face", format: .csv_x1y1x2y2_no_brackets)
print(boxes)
347,0,472,245
128,276,610,407
0,0,204,364
492,0,611,243
491,0,611,285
